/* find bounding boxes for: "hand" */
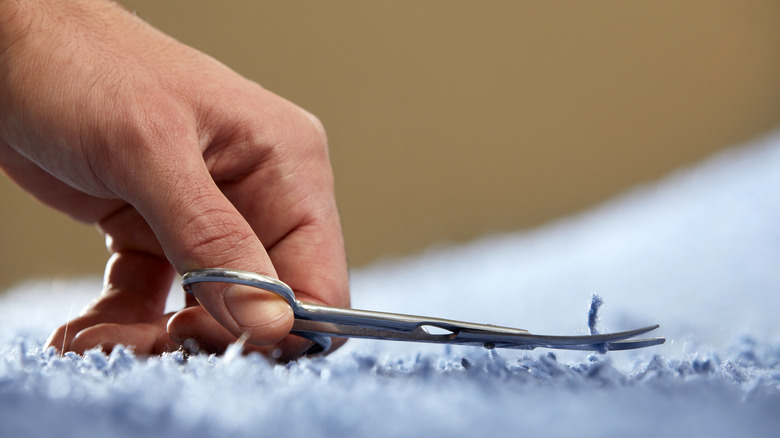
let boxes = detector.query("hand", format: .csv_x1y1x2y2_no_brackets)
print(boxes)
0,0,349,360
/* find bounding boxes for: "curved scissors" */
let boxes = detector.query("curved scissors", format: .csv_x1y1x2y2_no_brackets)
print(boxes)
182,268,665,354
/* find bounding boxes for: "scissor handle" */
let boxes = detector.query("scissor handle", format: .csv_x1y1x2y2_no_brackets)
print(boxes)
181,269,333,353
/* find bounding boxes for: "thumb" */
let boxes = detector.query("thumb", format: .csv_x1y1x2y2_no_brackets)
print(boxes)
124,151,293,346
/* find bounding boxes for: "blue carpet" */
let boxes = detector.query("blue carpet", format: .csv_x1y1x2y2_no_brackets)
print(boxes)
3,130,780,437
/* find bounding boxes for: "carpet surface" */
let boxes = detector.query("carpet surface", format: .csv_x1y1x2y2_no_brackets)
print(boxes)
2,131,780,437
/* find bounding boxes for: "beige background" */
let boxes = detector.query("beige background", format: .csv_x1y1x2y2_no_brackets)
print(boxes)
2,0,780,291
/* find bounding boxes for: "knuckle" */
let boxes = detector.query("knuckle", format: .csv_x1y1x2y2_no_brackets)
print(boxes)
130,104,194,153
300,110,328,143
267,105,329,155
106,91,194,155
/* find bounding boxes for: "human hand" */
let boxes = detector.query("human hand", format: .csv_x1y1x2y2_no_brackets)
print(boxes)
0,0,349,360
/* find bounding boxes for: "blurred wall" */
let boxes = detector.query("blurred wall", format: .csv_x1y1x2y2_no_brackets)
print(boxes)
2,0,780,291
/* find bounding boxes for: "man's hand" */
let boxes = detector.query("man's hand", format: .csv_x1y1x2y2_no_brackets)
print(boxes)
0,0,349,360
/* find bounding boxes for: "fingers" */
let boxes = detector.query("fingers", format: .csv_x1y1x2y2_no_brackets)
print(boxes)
181,281,294,347
46,312,177,356
93,251,176,322
110,132,296,348
209,97,348,353
106,93,350,355
45,250,177,353
68,316,177,356
45,307,177,355
167,306,297,358
168,293,347,361
209,95,351,309
45,313,112,354
61,94,342,359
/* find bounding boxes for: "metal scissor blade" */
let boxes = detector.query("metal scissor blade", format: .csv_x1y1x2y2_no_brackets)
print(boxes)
293,301,530,335
452,325,665,351
292,304,664,351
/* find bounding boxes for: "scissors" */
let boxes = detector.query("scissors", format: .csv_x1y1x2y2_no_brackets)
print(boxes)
182,268,665,354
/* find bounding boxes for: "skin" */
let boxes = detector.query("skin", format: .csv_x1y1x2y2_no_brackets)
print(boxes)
0,0,349,361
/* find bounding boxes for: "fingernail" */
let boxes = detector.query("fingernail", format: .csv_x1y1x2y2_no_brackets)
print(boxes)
223,284,291,328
